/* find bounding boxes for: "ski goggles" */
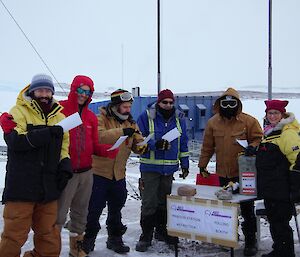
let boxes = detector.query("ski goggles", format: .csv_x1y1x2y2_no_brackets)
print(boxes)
118,91,134,102
77,87,91,96
220,99,238,108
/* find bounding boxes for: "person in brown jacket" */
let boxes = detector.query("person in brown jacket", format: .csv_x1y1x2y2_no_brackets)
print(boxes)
82,89,146,254
198,87,263,256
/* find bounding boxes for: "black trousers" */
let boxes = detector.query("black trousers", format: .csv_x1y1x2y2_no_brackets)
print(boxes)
219,176,257,236
264,199,295,257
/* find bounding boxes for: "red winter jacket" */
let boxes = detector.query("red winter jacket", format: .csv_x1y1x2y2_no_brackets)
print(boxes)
60,76,111,173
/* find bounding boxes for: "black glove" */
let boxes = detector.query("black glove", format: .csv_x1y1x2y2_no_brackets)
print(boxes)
49,125,64,138
57,158,73,191
244,145,257,156
179,168,189,179
155,139,171,150
123,128,136,137
199,167,210,178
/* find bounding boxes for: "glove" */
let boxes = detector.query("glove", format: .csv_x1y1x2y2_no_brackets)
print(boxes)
136,144,149,155
199,167,210,178
123,128,136,137
155,139,171,150
0,112,16,134
49,125,64,138
57,158,73,191
94,144,119,159
179,168,189,179
244,145,257,156
223,181,239,194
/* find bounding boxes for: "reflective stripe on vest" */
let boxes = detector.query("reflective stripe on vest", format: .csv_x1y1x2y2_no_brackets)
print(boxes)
140,109,184,165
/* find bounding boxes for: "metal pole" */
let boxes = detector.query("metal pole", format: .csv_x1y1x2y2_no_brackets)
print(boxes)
157,0,161,94
268,0,272,100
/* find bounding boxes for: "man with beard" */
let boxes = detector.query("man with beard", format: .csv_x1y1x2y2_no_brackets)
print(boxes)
135,89,189,252
0,74,72,257
198,87,263,256
82,89,146,254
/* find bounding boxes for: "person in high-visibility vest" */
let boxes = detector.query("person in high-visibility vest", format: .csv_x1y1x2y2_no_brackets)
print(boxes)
135,89,189,252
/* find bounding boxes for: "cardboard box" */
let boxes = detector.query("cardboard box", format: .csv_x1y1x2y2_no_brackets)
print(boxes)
167,195,239,248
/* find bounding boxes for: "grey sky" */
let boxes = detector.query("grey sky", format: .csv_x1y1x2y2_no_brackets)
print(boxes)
1,0,299,94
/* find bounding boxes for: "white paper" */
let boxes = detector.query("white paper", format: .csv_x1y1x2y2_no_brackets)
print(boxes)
108,135,128,151
236,139,248,148
137,133,154,146
57,112,82,132
162,127,181,142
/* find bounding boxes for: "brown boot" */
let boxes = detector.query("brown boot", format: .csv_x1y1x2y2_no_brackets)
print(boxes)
23,251,35,257
69,233,88,257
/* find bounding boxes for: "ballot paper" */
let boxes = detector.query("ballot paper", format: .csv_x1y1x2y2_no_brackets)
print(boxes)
236,139,248,148
108,136,128,151
137,133,154,146
57,112,82,132
162,127,181,142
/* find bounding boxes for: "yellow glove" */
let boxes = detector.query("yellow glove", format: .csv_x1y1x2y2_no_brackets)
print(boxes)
199,167,210,178
136,144,149,155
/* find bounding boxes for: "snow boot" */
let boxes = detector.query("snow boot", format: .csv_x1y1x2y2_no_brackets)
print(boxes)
69,233,88,257
23,251,34,257
243,234,257,256
135,214,155,252
106,236,130,253
82,235,96,254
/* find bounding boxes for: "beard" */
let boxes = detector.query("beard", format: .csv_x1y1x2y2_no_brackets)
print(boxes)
33,96,53,114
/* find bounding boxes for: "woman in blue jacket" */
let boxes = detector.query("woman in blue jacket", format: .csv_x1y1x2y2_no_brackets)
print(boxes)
135,89,189,252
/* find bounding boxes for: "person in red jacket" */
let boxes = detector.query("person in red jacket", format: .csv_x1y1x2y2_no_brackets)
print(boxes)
56,75,117,257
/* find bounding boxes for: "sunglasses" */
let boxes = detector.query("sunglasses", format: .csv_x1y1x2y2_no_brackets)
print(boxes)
77,87,91,96
220,99,238,108
161,100,174,105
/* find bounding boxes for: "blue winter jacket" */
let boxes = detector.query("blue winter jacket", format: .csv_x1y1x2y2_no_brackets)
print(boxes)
137,103,189,175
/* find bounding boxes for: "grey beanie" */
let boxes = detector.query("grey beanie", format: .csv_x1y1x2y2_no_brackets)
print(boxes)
28,74,55,94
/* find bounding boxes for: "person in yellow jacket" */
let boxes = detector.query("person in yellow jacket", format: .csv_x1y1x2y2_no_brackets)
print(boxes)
257,100,300,257
198,87,263,256
0,74,72,257
82,89,146,254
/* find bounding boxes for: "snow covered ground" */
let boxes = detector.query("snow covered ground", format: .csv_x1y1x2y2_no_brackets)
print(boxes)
0,158,299,256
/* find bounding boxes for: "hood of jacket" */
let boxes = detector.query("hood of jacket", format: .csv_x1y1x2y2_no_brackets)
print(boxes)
213,87,242,115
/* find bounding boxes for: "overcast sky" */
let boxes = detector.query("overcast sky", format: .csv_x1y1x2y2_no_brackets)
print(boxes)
1,0,300,94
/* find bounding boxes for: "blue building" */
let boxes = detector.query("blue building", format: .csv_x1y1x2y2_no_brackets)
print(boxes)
89,95,218,141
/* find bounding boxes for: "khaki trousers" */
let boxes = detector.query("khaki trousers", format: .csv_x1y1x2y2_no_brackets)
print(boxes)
0,201,61,257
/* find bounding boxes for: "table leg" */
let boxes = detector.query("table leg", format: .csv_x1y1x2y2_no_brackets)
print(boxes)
230,247,234,257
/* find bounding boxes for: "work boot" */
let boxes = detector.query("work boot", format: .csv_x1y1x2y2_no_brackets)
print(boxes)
106,235,130,253
69,233,88,257
243,234,257,256
135,233,152,252
82,235,96,254
261,251,280,257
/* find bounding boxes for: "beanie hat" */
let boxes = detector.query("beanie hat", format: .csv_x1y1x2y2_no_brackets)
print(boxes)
111,89,133,105
28,74,54,94
265,99,289,113
71,75,94,89
157,89,175,103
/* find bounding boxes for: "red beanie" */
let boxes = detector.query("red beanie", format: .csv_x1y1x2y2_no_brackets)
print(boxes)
265,99,289,113
157,89,175,103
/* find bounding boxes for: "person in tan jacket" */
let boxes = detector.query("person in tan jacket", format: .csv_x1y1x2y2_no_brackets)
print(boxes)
198,87,263,256
82,89,146,254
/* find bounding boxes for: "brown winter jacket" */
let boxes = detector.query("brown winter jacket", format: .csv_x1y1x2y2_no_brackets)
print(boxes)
198,88,263,178
92,106,144,180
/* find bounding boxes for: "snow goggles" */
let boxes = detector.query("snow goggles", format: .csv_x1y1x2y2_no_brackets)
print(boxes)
119,91,134,101
77,87,91,96
220,99,238,108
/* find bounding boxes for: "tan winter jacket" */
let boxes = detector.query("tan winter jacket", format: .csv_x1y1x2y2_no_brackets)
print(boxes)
198,88,263,178
92,106,144,180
